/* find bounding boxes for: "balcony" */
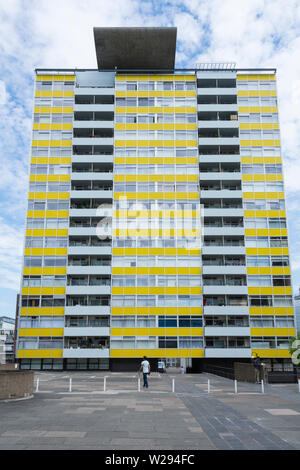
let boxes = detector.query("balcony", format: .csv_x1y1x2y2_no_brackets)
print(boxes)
205,348,252,358
65,305,110,316
73,120,114,129
203,286,248,295
66,286,111,295
198,111,238,122
197,88,237,95
74,111,114,122
74,87,114,96
203,227,244,237
70,190,113,199
67,265,111,275
204,327,250,336
71,173,113,182
200,172,241,180
73,104,114,113
64,327,110,336
72,155,114,164
73,137,114,146
198,120,239,128
202,265,247,275
198,104,238,113
69,208,112,217
63,348,110,358
73,143,113,154
199,138,240,147
198,145,239,156
68,226,111,237
197,78,236,88
199,155,241,164
203,208,244,217
68,246,112,256
202,245,245,256
203,306,249,316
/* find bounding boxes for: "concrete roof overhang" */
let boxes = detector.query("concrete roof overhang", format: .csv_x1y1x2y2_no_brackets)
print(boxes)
93,27,177,70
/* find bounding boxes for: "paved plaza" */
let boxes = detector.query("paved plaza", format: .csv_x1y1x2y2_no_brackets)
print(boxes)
0,370,300,450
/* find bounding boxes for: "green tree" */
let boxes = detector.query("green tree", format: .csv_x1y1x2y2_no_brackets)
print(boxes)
289,334,300,372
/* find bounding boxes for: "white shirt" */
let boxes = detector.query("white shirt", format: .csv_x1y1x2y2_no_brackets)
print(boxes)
141,360,150,373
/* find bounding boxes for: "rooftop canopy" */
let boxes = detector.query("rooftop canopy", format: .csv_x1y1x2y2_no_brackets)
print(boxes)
93,27,177,70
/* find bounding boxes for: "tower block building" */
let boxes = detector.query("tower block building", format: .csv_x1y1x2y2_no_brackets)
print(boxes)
16,27,295,371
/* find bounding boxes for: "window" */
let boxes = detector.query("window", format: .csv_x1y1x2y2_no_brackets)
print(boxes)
24,257,42,267
273,276,291,287
247,256,270,267
271,257,289,267
248,276,272,286
249,296,272,307
158,337,178,348
158,316,177,327
273,296,293,307
179,337,203,348
19,338,38,349
250,316,274,327
25,237,43,248
251,337,276,348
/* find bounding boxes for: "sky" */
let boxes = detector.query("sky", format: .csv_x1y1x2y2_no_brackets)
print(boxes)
1,0,300,318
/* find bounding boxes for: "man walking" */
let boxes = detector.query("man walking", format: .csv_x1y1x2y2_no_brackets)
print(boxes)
252,354,262,383
139,356,150,389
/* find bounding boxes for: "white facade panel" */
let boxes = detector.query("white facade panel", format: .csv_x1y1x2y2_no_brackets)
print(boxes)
70,190,113,199
66,286,110,296
203,306,249,316
73,137,114,146
65,306,110,316
68,246,112,256
204,327,250,336
73,120,114,128
64,327,110,336
71,172,113,181
203,286,248,295
205,348,252,358
63,348,110,358
198,120,239,128
73,104,114,112
202,266,247,275
199,137,240,146
67,266,111,275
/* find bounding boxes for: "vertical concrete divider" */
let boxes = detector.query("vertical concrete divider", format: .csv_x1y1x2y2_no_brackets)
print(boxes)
234,380,238,394
261,380,265,394
35,378,39,393
207,379,210,394
172,378,175,393
69,378,72,393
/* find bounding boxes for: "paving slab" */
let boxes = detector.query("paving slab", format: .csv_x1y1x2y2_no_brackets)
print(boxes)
0,371,300,450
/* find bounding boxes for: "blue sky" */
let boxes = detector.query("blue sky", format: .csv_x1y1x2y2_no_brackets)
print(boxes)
1,0,300,318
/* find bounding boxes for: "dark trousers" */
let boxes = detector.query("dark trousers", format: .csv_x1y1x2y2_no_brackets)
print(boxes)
143,373,148,388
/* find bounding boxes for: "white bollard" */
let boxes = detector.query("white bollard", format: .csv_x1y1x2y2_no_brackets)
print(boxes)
104,376,106,392
207,379,210,394
35,378,39,393
234,380,238,394
69,378,72,393
138,378,140,392
298,379,300,393
261,379,265,394
172,378,175,393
